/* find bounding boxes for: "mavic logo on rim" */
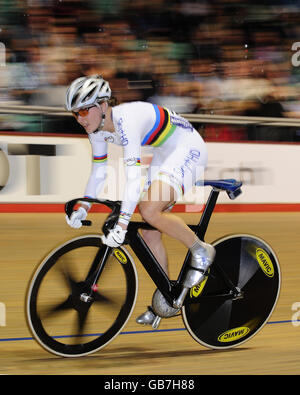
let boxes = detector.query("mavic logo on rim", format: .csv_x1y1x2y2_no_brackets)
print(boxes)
256,248,274,278
218,326,250,343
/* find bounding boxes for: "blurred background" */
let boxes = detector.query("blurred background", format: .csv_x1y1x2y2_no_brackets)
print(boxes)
1,0,300,141
1,4,300,372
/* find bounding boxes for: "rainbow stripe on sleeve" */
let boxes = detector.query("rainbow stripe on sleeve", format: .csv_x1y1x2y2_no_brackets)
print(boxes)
141,104,177,147
93,154,108,163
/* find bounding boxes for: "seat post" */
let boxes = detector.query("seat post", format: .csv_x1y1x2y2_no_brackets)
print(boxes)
195,188,220,241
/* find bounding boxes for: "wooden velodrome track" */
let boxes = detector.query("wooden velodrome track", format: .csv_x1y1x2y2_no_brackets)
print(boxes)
0,209,299,375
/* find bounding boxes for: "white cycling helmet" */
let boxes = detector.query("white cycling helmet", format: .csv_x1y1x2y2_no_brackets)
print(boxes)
65,75,111,111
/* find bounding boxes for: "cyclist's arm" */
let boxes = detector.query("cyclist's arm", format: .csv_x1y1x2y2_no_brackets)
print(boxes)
82,139,108,212
118,143,142,228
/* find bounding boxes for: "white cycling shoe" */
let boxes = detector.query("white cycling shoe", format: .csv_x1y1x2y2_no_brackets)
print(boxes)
136,307,161,329
136,308,156,325
190,239,216,274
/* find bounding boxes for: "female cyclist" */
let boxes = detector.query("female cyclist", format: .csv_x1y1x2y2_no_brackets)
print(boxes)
65,75,215,326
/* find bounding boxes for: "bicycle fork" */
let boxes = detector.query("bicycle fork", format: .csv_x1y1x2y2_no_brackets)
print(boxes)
79,245,112,303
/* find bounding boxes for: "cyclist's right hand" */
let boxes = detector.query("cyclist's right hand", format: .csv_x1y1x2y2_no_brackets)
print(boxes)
65,206,87,229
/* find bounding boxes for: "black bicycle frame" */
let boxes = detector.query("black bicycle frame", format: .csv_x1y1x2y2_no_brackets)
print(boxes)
125,188,220,306
65,188,221,307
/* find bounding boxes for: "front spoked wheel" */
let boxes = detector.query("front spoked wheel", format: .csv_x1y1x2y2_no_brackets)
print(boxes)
182,234,281,349
26,235,138,357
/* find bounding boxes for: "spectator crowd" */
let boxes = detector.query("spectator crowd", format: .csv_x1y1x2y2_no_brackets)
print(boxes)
1,0,300,141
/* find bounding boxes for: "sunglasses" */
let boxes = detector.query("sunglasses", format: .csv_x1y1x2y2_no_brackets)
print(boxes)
72,105,95,118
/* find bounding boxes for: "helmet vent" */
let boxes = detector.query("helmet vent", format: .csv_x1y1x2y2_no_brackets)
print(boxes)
71,93,79,107
86,86,97,100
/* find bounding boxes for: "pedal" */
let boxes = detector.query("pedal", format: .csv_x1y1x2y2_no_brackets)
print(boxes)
151,316,162,329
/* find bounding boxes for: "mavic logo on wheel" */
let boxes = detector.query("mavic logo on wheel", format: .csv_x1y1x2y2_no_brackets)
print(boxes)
256,248,274,278
114,249,127,264
190,269,209,298
218,326,250,343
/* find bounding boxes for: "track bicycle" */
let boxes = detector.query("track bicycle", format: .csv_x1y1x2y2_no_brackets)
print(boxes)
26,179,281,357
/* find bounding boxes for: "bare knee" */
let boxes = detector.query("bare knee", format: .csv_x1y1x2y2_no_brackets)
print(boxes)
141,229,162,245
139,204,160,225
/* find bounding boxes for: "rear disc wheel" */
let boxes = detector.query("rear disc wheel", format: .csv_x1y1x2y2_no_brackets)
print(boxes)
182,234,281,349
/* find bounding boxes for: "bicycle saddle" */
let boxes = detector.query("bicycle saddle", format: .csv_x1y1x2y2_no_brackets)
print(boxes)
196,179,243,200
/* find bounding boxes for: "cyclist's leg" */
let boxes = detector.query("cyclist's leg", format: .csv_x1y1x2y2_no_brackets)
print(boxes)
137,197,176,326
139,136,210,250
136,133,215,326
140,229,168,275
140,196,176,275
139,143,201,268
139,149,173,275
139,182,196,248
140,179,215,271
137,179,210,327
137,180,214,327
137,183,178,326
148,134,215,276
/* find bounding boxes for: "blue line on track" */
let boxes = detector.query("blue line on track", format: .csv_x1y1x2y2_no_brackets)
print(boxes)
0,319,298,343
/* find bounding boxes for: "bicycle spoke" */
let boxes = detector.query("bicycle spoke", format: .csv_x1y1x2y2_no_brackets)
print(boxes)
27,236,138,357
61,261,78,291
93,290,118,305
74,307,90,340
39,296,74,320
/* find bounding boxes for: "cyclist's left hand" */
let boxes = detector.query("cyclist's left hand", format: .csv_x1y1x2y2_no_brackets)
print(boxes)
101,225,127,247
